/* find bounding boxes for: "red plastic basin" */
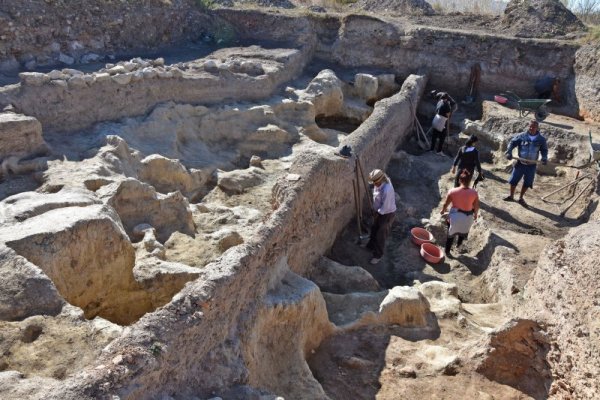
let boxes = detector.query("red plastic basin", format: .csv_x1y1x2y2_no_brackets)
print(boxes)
420,243,444,264
494,95,508,105
411,227,433,246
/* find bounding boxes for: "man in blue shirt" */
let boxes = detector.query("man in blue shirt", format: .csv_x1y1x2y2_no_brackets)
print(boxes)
365,169,396,264
504,120,549,207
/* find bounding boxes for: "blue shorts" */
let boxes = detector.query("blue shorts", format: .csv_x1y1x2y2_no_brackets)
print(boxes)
509,162,537,188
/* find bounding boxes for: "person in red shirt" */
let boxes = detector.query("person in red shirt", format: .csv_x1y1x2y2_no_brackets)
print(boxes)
440,169,480,258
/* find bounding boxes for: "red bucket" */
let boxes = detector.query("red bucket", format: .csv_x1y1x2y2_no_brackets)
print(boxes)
411,227,433,246
420,243,444,264
494,95,508,105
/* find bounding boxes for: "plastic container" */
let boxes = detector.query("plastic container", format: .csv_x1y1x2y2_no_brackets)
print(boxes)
410,227,434,246
494,95,508,105
420,243,444,264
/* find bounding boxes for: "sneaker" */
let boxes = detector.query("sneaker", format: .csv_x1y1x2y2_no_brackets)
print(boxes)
503,195,514,202
518,198,528,208
436,151,444,156
370,257,381,265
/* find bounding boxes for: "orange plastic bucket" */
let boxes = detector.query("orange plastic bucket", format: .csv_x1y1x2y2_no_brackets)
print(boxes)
411,227,433,246
420,243,444,264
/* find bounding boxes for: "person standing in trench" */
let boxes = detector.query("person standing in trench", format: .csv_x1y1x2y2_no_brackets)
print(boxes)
451,134,483,187
440,169,480,258
430,92,456,155
365,169,396,265
504,119,548,207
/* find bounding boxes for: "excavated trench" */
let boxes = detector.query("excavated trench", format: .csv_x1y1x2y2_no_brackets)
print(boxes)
1,11,600,399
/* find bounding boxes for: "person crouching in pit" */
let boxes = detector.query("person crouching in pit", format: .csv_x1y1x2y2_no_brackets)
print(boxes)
440,169,479,258
365,169,396,265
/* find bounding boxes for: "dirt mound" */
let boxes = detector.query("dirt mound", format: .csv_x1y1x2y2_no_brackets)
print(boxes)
520,221,600,398
353,0,435,15
500,0,586,38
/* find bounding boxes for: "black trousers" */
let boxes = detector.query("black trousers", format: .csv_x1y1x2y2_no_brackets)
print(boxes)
430,128,447,152
445,235,465,254
367,212,395,258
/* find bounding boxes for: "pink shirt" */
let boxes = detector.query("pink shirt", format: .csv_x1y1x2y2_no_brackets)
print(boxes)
447,187,478,211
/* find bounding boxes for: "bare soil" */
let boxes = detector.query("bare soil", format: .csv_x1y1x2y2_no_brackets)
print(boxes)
314,107,598,399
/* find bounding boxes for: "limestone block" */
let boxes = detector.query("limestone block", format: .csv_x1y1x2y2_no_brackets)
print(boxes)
152,57,165,67
0,188,100,225
107,65,128,75
1,156,49,177
244,269,335,398
379,286,430,326
97,178,195,243
94,72,111,82
139,154,212,198
62,68,84,76
112,73,132,85
142,67,158,79
211,229,244,252
0,244,64,321
131,70,144,82
133,257,200,306
50,79,68,88
47,70,67,80
82,74,94,84
203,59,219,72
310,257,380,294
122,61,137,72
240,60,264,76
0,204,140,323
217,167,266,194
297,69,344,117
417,281,461,317
67,75,87,89
19,72,49,86
157,70,173,79
171,68,184,78
0,113,48,159
249,155,263,168
141,228,166,259
354,73,378,101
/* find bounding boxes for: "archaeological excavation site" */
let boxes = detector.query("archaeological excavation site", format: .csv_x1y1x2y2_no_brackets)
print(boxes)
1,0,600,399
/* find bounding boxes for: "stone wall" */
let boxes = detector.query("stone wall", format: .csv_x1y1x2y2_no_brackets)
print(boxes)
217,11,581,115
574,43,600,122
0,0,211,71
1,8,594,134
41,74,427,399
0,46,311,133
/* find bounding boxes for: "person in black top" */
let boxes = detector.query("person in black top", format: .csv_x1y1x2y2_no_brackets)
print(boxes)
430,92,456,154
451,134,483,187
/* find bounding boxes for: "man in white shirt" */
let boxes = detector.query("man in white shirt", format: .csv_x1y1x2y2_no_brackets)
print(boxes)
364,169,397,264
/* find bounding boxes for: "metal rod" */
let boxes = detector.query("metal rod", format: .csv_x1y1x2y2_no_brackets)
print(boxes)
352,179,362,239
560,174,598,216
541,172,593,200
354,158,362,231
356,157,373,211
569,171,581,197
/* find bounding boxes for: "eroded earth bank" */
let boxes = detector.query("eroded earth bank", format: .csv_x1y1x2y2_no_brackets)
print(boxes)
1,2,600,400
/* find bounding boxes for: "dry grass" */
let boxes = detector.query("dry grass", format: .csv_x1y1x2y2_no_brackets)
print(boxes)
430,0,506,14
583,23,600,41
